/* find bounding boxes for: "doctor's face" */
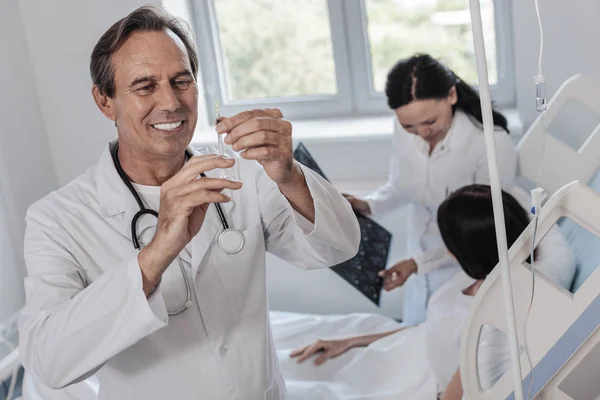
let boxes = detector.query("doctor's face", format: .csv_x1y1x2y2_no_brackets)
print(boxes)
101,30,198,158
394,88,457,145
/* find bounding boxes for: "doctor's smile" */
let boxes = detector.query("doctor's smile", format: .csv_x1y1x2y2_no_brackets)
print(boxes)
150,120,185,133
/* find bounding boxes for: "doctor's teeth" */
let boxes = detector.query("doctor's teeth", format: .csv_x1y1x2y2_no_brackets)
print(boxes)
153,121,183,130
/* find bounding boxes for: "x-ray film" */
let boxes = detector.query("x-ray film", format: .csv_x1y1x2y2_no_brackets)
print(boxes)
293,143,392,306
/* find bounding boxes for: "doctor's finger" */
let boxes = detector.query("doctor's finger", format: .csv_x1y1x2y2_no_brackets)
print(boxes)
226,117,291,146
174,177,242,196
170,156,236,185
377,268,396,278
383,277,403,291
230,130,289,153
216,108,283,134
179,191,232,210
241,146,291,162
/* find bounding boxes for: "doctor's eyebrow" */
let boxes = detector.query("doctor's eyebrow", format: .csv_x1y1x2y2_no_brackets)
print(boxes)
169,71,193,81
405,116,437,128
129,75,157,88
129,71,194,88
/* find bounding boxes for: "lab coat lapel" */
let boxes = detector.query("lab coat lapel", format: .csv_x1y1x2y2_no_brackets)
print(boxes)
95,141,143,244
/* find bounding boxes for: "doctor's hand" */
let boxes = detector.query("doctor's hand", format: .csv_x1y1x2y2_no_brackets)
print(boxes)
290,338,354,366
138,155,242,292
342,194,371,216
216,108,300,185
378,258,418,291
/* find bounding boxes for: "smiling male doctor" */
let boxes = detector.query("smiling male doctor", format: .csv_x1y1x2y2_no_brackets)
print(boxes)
18,6,360,400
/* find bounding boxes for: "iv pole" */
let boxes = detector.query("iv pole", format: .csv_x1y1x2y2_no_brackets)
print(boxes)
468,1,524,399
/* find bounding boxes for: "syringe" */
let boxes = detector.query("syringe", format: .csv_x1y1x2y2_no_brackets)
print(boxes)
215,100,224,157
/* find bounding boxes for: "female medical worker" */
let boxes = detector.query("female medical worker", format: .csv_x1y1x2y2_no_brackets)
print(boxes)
345,54,517,326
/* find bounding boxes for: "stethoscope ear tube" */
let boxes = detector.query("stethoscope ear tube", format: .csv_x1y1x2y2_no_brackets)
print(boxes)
131,209,159,250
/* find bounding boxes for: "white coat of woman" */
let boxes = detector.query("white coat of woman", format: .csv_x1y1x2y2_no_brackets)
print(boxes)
345,54,518,326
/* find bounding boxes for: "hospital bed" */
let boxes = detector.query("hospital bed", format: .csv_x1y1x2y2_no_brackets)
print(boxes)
461,74,600,399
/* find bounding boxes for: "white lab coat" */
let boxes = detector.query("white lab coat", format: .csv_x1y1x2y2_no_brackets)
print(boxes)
18,140,361,400
364,111,517,325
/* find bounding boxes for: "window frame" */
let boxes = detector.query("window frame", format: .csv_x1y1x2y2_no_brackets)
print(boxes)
190,0,515,122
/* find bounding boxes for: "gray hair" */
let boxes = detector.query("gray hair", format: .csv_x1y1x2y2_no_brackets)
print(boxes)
90,5,199,97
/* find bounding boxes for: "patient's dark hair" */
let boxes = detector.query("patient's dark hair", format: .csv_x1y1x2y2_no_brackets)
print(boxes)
437,185,530,280
90,5,198,98
385,53,509,133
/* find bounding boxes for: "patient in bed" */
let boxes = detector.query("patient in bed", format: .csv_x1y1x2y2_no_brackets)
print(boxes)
283,184,575,400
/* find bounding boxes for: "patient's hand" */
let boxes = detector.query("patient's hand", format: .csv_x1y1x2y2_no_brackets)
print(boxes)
289,339,353,366
378,258,417,291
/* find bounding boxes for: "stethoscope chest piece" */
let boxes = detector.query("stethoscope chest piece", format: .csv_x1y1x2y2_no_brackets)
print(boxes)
218,229,244,254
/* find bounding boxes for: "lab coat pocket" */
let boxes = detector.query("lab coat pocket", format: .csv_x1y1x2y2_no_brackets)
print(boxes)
214,223,265,321
160,258,190,316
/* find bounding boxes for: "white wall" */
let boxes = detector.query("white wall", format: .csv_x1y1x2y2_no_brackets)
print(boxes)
18,0,161,187
511,0,600,129
0,0,57,321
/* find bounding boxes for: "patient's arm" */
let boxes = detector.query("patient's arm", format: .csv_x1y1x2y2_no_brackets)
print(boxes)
441,369,463,400
347,327,405,347
290,327,405,365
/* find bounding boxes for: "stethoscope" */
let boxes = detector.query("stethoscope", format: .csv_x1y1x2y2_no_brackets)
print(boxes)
111,143,244,315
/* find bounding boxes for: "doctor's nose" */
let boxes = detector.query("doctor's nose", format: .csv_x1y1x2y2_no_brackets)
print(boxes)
156,85,181,112
416,127,432,137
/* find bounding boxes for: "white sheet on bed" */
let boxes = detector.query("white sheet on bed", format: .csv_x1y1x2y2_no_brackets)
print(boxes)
22,312,436,400
271,311,438,400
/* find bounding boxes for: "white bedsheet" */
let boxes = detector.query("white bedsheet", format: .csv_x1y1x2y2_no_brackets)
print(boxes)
21,311,436,400
271,311,438,400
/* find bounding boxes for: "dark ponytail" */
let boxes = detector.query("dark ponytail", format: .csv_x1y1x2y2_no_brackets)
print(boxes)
385,54,509,133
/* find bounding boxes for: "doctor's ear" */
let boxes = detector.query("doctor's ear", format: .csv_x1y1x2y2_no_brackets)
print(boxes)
92,85,116,122
447,86,458,106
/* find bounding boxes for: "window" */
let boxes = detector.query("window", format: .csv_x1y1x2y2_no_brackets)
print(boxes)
212,0,337,100
191,0,514,121
365,0,498,92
